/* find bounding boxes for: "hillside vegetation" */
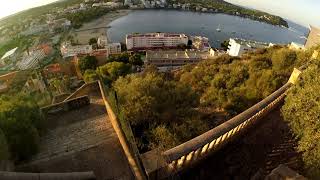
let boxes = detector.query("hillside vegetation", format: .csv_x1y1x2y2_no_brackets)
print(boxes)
282,46,320,179
167,0,288,27
111,46,311,152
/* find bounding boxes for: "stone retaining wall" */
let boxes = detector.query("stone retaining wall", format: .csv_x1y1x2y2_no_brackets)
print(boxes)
41,96,90,115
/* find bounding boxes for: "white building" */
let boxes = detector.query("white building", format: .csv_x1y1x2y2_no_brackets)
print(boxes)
97,35,121,54
126,33,189,50
107,43,122,54
97,35,108,48
227,38,272,57
17,50,46,70
1,47,19,65
60,42,93,58
289,42,305,51
192,36,211,51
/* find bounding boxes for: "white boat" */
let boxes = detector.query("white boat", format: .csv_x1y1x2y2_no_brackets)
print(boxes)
216,24,222,32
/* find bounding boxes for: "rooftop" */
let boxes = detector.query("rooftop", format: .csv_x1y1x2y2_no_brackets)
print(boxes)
127,32,187,39
146,50,211,59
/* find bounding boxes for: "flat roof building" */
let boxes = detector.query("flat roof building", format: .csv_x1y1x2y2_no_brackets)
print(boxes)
227,38,272,57
126,33,188,50
305,25,320,49
145,50,214,68
60,42,93,58
17,49,46,70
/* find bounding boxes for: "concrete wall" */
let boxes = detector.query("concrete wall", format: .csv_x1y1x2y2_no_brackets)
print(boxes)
63,81,99,102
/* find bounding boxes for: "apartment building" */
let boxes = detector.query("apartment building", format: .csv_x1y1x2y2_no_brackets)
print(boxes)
126,33,188,50
60,42,93,58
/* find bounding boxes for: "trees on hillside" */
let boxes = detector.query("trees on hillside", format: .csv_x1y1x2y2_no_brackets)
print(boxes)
78,56,98,73
113,72,208,150
0,94,43,160
129,54,143,66
97,62,132,84
83,69,99,83
282,61,320,178
0,129,9,160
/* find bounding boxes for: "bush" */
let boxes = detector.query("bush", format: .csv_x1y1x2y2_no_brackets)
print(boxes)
113,72,198,126
0,94,43,160
282,62,320,178
83,69,99,83
149,125,179,150
96,62,132,83
78,56,98,74
0,129,9,160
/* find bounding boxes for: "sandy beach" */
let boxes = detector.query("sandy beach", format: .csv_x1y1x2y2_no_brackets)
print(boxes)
72,9,131,44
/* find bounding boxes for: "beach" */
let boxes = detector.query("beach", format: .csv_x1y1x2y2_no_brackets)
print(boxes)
72,9,131,44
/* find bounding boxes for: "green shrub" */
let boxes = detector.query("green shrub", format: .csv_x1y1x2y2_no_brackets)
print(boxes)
0,129,9,160
0,94,43,160
282,61,320,178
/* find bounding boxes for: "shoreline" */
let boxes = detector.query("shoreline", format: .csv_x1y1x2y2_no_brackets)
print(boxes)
131,8,288,28
72,9,131,44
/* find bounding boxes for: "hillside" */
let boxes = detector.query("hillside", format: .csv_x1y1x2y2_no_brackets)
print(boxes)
167,0,288,27
109,46,312,153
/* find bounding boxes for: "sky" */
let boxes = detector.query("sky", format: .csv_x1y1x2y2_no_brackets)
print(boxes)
0,0,58,19
0,0,319,27
225,0,320,27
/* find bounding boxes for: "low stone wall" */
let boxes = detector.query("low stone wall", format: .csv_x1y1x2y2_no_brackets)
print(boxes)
63,81,99,102
41,96,90,115
52,93,71,104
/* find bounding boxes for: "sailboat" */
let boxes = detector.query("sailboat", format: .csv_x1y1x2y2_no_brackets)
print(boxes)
216,24,222,32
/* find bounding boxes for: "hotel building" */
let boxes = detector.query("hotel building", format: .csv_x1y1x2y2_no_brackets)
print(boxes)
126,33,189,50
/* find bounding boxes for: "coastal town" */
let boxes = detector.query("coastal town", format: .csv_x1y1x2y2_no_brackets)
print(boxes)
0,0,320,180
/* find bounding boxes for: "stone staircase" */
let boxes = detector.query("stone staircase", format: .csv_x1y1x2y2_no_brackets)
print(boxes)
31,114,114,163
262,134,302,176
